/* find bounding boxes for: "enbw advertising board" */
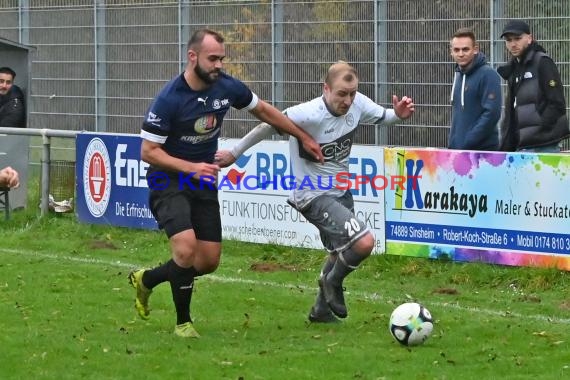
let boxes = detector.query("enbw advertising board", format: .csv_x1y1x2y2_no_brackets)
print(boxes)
76,133,158,229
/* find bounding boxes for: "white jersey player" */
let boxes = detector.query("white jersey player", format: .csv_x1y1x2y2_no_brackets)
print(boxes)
216,61,414,322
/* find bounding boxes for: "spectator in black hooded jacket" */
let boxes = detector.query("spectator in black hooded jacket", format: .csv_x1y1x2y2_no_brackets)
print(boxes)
0,67,26,128
497,20,569,152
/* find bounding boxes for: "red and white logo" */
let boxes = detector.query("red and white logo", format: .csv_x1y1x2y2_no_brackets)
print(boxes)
83,138,112,217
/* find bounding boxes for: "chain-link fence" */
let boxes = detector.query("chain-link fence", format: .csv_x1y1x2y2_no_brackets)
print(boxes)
0,0,569,148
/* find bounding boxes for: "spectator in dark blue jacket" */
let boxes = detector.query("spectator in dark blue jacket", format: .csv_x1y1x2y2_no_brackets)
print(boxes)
448,28,502,150
0,67,26,128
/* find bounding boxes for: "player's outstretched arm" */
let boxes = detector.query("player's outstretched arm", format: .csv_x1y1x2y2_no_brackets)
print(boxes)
392,95,415,120
215,122,277,168
141,139,220,177
249,100,324,163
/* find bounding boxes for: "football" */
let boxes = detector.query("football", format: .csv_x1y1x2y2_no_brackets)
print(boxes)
389,302,434,346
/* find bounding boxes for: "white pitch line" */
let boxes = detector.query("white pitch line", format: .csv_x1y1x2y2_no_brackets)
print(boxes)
2,247,570,325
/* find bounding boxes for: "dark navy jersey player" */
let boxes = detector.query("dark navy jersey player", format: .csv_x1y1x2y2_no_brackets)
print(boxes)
129,28,323,338
141,71,254,163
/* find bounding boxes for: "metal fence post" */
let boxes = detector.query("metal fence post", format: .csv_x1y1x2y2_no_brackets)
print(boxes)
490,0,506,68
375,0,388,145
94,0,107,132
272,0,284,110
18,0,30,45
179,2,191,72
40,130,51,216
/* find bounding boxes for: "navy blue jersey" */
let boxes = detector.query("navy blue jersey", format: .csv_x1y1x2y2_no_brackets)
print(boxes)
141,72,257,163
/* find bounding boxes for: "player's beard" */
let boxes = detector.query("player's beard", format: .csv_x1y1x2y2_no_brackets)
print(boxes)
194,63,220,85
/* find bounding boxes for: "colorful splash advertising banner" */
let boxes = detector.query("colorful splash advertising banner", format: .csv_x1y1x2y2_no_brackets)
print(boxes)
218,139,386,253
384,148,570,270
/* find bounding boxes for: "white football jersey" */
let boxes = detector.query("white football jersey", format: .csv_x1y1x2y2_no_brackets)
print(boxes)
286,92,398,208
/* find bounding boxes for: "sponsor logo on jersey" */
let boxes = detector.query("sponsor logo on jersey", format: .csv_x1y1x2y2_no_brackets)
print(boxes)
299,130,355,162
194,114,217,134
146,111,161,126
321,137,352,161
180,128,220,143
213,98,229,110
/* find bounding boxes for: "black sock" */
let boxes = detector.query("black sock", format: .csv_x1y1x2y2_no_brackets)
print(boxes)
168,261,198,325
341,248,367,268
321,255,335,278
314,256,335,312
142,259,172,289
327,248,365,285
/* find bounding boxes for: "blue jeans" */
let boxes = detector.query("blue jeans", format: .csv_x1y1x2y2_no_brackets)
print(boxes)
518,143,561,153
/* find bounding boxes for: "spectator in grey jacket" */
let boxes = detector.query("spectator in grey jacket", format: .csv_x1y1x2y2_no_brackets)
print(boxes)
0,67,26,128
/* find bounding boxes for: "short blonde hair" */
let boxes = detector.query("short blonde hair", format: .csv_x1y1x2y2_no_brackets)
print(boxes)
324,61,358,86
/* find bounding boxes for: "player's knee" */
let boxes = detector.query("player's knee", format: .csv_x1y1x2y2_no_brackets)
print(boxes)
172,246,197,267
354,232,375,256
199,260,219,274
196,252,221,274
193,243,222,274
